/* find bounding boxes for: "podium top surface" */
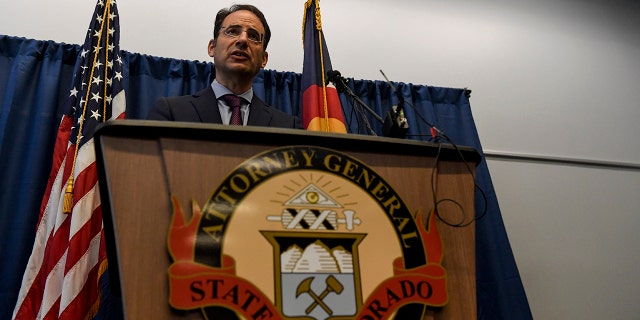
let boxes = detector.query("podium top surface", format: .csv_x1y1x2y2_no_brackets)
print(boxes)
95,120,482,164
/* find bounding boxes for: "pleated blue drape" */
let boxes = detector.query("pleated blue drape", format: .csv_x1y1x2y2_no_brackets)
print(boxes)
0,34,532,319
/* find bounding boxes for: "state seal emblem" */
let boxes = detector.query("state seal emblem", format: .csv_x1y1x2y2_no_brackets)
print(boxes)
167,146,448,319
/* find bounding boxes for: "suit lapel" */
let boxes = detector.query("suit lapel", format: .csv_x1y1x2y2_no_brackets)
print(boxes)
247,96,273,126
192,87,223,124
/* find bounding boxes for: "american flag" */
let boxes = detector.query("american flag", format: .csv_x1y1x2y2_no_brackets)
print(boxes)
12,0,125,318
301,0,346,133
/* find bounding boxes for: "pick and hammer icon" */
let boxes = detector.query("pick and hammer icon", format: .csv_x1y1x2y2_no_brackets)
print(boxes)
295,275,344,315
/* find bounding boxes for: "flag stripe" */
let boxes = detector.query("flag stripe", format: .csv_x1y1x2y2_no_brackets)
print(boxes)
59,260,100,320
40,250,66,319
65,182,100,272
60,231,102,318
42,298,61,320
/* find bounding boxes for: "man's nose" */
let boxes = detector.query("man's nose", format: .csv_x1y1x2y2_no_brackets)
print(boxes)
237,30,251,42
235,32,249,47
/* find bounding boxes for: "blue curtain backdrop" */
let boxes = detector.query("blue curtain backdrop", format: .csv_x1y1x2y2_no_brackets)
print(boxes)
0,35,532,319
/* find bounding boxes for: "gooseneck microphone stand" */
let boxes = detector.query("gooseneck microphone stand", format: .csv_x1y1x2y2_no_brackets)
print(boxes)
327,70,383,136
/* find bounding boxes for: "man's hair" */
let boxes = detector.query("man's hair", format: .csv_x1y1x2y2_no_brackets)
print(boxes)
213,4,271,50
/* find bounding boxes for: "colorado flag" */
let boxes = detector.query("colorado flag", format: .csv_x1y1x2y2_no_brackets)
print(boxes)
301,0,347,133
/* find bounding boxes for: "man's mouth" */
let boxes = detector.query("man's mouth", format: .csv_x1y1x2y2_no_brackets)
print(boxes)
230,50,249,59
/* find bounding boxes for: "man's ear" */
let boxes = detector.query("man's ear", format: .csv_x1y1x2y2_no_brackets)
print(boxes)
261,51,269,68
208,39,216,57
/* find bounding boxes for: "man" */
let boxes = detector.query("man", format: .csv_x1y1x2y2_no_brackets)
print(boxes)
147,4,302,129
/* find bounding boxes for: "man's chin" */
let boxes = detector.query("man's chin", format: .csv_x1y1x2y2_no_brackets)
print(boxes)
217,67,260,81
229,65,260,76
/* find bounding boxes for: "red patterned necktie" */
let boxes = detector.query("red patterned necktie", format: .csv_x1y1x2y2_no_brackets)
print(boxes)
222,94,243,125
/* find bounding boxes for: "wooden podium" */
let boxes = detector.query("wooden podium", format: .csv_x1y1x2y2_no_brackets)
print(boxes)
95,120,480,320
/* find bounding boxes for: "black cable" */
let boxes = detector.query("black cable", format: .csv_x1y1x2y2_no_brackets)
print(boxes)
425,120,488,227
344,98,358,133
446,136,488,223
431,143,471,227
347,94,377,136
429,134,489,227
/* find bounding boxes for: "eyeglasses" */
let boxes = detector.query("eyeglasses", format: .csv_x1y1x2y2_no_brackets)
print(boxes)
220,25,264,44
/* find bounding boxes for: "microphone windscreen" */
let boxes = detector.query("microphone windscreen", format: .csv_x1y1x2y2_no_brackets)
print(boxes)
326,70,341,83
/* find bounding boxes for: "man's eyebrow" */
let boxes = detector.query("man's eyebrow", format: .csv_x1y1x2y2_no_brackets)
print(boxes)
227,24,261,32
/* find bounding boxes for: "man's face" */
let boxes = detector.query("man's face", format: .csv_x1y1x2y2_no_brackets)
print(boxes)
209,10,268,81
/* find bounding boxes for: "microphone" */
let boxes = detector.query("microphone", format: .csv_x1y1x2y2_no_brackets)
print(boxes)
326,70,347,91
379,70,409,138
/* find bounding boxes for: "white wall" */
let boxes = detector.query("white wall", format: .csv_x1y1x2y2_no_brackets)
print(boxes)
2,0,639,318
488,159,640,319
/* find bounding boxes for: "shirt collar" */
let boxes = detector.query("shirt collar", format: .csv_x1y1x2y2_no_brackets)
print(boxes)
211,79,253,104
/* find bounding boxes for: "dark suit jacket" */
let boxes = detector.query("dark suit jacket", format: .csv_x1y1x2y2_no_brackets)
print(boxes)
147,87,302,129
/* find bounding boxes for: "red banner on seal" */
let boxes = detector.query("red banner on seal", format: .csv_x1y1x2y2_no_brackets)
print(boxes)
169,255,283,319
